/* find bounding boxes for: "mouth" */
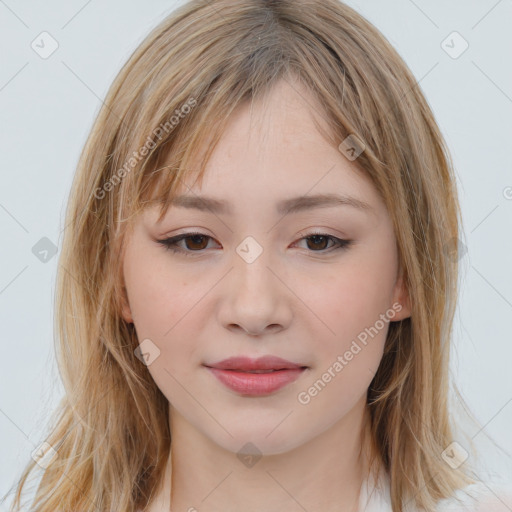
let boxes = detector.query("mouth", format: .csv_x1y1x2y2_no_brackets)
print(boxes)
203,356,309,396
204,354,308,372
214,368,306,373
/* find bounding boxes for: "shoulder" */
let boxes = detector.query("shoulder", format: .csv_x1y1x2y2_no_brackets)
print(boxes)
435,479,512,512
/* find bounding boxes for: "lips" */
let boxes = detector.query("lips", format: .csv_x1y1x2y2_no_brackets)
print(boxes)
203,355,308,396
204,355,307,372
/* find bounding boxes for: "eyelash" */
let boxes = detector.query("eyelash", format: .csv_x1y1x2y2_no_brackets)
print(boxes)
157,231,352,257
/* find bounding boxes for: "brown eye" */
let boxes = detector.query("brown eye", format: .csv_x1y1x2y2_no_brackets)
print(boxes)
295,232,352,253
157,231,352,257
157,232,217,257
182,235,209,250
304,235,331,251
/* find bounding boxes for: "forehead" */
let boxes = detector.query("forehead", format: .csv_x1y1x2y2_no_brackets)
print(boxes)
141,78,386,225
194,83,372,185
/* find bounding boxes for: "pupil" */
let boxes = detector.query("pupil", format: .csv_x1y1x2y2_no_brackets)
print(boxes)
188,235,207,249
184,235,330,251
308,235,327,250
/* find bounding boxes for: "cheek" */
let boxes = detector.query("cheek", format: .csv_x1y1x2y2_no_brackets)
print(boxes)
307,250,397,346
124,251,216,381
124,247,197,336
125,264,201,398
298,244,397,411
297,259,392,415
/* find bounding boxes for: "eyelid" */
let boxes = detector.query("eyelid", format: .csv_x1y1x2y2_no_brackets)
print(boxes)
157,230,353,257
294,230,352,253
157,231,219,257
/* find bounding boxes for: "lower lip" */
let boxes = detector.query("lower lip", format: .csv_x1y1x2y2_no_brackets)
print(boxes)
206,367,306,396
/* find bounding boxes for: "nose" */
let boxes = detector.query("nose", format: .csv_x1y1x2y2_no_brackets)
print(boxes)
217,245,293,337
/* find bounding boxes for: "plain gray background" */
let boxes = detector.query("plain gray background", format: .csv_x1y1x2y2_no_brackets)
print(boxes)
1,0,511,508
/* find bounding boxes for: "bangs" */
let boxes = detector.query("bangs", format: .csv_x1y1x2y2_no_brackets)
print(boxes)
113,10,350,230
128,76,345,227
127,76,329,226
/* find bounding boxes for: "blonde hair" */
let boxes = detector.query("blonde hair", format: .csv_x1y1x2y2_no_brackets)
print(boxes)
6,0,489,510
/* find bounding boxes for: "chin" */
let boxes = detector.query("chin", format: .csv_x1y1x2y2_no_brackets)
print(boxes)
208,425,307,458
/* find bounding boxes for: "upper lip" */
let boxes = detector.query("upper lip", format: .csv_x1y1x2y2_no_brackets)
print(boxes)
204,355,307,371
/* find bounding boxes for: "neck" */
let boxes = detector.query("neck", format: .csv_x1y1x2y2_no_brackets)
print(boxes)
153,395,378,512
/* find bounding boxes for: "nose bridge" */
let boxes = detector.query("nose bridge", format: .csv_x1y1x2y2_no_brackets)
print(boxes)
233,234,275,294
217,233,290,335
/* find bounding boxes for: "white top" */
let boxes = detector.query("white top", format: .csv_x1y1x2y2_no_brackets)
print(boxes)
358,469,512,511
141,451,512,512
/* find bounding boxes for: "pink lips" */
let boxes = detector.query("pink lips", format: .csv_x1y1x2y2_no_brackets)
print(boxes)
204,355,308,396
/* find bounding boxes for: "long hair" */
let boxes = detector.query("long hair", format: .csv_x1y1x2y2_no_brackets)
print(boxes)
7,1,485,510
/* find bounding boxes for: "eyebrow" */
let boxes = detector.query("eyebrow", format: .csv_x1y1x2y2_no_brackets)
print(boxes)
168,193,374,216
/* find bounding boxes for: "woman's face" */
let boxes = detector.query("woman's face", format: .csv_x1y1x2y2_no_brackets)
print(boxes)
120,79,410,456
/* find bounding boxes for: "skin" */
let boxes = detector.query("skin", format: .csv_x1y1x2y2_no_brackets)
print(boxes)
120,78,411,512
